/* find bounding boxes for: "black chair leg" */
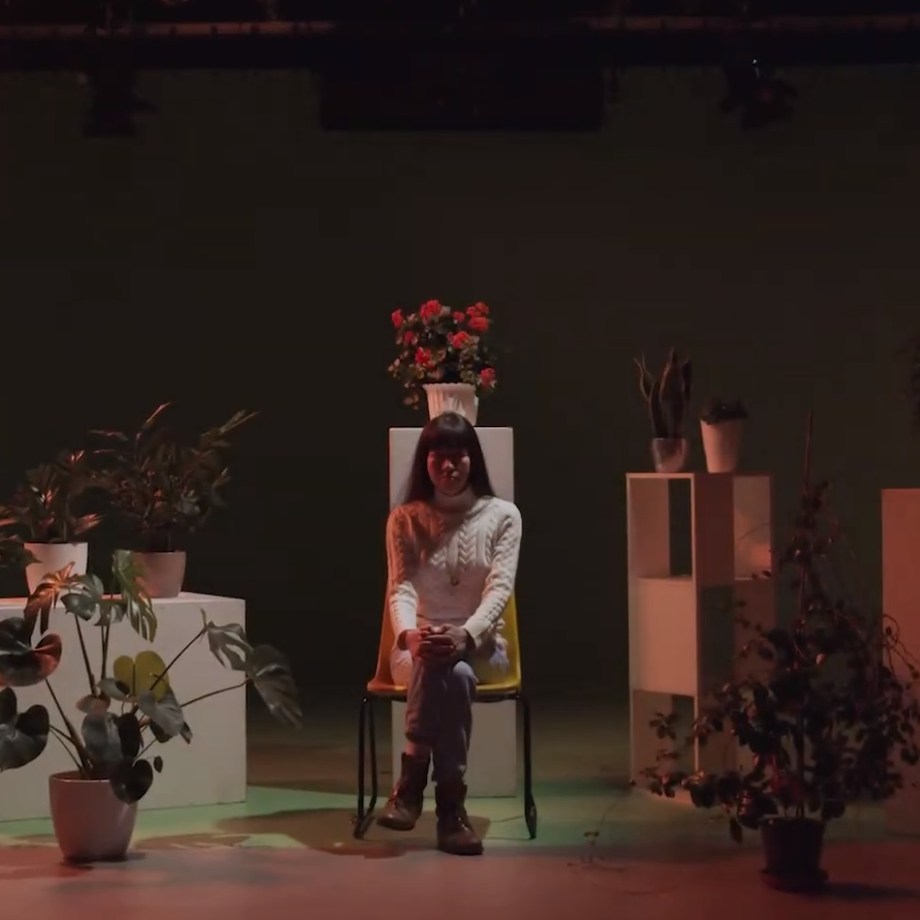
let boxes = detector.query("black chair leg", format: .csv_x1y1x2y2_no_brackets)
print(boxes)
354,696,375,839
521,693,537,839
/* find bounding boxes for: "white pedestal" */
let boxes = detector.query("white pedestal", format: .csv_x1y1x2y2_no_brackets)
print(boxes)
882,489,920,835
388,426,516,797
0,592,246,822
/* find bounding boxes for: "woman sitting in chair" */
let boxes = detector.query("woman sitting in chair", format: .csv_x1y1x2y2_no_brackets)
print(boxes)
380,410,522,856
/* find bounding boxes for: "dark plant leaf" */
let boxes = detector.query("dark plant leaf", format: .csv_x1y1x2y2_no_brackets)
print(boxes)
116,713,143,760
62,593,96,621
81,712,122,769
110,758,154,804
202,613,251,671
153,755,163,773
0,633,63,687
248,645,303,728
0,689,49,771
138,686,185,740
0,617,32,654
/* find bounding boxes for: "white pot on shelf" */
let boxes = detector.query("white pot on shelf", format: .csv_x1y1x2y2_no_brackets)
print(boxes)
423,383,479,425
701,419,745,473
24,542,89,594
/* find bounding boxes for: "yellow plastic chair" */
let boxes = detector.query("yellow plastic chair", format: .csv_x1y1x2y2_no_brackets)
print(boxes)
354,594,537,840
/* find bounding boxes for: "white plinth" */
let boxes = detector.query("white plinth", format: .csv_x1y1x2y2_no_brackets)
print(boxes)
882,489,920,834
388,427,514,505
388,426,517,797
390,699,517,796
0,592,246,823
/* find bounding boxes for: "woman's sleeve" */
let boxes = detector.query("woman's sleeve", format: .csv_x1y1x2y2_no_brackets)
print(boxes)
463,504,522,648
386,507,418,640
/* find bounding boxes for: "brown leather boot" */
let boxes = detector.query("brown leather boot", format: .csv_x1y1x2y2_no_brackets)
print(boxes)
435,777,483,855
377,753,429,831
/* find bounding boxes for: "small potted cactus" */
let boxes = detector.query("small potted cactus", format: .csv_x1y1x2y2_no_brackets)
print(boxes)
700,398,748,473
635,349,692,472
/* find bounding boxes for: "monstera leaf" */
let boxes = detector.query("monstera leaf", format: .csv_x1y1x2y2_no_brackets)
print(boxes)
0,688,49,771
23,564,75,637
112,650,171,701
202,612,251,671
139,686,191,743
111,550,157,642
0,633,62,687
248,645,302,728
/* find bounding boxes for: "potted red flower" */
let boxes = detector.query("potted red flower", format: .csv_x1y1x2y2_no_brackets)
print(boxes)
388,299,498,424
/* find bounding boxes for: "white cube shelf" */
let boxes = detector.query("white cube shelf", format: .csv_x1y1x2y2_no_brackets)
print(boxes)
627,473,775,785
0,592,247,823
387,426,517,797
882,489,920,835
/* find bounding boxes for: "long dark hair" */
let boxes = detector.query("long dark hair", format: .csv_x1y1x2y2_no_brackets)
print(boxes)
403,411,495,504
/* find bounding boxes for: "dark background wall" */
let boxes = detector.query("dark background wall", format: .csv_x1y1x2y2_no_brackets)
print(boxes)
0,65,918,704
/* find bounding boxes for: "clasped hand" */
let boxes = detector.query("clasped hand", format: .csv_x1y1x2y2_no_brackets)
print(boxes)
405,625,471,664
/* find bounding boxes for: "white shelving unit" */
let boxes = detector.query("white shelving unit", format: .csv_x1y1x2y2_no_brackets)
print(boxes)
387,426,517,797
881,488,920,835
627,473,775,785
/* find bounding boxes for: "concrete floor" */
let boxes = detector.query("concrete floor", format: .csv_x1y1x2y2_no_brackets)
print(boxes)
1,692,919,918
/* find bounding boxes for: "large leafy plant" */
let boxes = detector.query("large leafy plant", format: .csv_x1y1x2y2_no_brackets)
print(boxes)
0,450,102,543
89,403,257,553
641,415,920,840
0,551,301,803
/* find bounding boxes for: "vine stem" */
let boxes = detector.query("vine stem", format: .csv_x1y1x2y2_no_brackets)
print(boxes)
73,615,96,695
179,680,249,709
49,725,83,773
44,679,91,774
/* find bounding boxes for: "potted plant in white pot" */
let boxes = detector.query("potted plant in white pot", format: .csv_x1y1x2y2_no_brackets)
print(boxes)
0,549,301,863
640,415,920,891
0,450,103,594
635,348,693,472
388,299,498,424
88,403,257,597
700,398,748,473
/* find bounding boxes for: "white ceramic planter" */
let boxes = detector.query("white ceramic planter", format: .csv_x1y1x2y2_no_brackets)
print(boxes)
701,419,745,473
24,542,89,594
130,550,187,598
423,383,479,425
49,772,137,863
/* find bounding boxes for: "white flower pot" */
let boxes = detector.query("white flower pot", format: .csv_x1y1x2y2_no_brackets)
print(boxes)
701,419,745,473
50,772,137,863
24,542,89,594
423,383,479,425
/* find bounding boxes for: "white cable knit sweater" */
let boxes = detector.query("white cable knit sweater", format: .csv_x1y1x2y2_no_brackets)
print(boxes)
385,490,522,649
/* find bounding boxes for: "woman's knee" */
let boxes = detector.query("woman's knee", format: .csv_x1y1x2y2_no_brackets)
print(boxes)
447,660,477,693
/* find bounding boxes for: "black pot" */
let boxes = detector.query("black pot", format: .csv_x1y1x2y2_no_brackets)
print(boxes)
760,817,827,892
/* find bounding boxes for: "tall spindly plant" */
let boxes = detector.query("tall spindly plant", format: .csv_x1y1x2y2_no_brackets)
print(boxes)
641,414,920,841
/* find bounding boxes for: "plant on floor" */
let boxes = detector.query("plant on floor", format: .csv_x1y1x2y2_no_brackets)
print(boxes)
88,402,257,553
0,550,302,803
388,299,498,409
640,414,920,886
634,348,692,439
699,398,748,425
0,450,102,544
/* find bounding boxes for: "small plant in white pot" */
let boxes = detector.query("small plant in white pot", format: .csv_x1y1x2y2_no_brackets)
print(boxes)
700,398,749,473
388,299,498,424
88,403,257,597
635,348,693,473
0,550,302,863
0,450,102,594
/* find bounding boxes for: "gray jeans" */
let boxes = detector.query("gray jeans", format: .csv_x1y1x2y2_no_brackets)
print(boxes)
391,637,510,782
